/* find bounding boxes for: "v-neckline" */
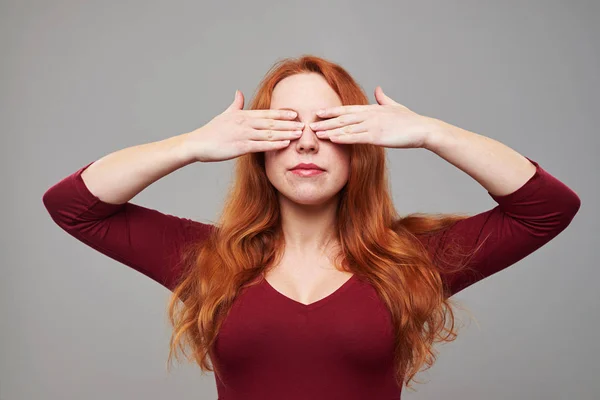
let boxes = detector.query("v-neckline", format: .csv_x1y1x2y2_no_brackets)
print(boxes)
261,274,358,312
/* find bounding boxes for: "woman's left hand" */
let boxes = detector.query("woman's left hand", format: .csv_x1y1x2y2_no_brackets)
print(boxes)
308,86,439,149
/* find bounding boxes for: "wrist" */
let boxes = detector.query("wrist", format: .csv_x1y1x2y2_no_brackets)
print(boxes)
422,118,450,152
169,132,198,166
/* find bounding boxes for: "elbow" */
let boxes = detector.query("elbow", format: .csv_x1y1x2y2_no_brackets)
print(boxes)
42,185,64,219
42,186,57,216
552,190,581,234
564,189,582,222
42,186,73,230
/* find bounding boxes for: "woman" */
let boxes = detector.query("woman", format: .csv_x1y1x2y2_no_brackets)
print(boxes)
42,55,581,399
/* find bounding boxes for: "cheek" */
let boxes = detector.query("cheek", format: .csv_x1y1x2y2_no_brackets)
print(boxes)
264,153,287,183
264,152,280,170
333,149,351,172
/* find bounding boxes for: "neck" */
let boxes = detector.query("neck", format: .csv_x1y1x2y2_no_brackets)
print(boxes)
278,194,340,255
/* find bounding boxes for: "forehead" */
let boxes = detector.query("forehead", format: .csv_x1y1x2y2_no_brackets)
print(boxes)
270,73,342,114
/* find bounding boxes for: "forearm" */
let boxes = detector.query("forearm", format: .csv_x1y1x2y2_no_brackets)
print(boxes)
80,132,195,205
423,118,537,197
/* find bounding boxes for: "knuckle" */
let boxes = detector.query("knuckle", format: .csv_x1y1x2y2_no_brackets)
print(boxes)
236,127,248,139
234,115,246,125
239,141,250,153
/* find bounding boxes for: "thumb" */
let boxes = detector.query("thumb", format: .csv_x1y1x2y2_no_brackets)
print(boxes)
374,86,399,106
225,89,245,112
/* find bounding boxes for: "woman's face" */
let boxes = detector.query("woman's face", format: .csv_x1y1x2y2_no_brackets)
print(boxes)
264,73,351,206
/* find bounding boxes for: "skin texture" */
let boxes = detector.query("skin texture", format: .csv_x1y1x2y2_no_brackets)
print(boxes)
264,73,350,261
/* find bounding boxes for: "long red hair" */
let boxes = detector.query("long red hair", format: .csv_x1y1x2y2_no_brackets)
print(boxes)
166,55,479,391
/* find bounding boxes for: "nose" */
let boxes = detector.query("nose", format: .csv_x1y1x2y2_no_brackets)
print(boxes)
294,123,320,150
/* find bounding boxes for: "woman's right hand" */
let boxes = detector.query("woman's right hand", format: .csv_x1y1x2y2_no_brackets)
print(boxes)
184,90,304,163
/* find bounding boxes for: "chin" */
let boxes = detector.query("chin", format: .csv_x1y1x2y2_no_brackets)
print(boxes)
284,190,340,206
292,198,329,206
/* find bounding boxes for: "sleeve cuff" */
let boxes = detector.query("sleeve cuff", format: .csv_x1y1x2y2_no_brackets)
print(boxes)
72,161,126,215
487,156,544,205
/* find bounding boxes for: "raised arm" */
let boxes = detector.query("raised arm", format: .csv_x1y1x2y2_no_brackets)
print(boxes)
420,157,580,296
418,117,581,296
43,94,311,291
42,133,212,291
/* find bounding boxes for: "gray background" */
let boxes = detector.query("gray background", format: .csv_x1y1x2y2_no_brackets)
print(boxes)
2,1,598,399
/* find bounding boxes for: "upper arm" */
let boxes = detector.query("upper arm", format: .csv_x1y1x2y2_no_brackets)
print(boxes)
419,158,581,296
43,161,213,291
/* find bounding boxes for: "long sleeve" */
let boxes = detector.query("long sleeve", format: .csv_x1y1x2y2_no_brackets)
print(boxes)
421,157,581,296
42,161,213,291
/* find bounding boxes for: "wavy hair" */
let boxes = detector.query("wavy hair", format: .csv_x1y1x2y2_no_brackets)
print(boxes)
166,55,480,391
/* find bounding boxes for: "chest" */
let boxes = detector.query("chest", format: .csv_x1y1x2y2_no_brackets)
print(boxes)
263,260,356,306
211,276,396,389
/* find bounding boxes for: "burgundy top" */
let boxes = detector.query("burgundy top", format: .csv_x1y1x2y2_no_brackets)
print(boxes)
42,157,580,399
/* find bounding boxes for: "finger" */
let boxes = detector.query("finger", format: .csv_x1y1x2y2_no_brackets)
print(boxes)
249,118,305,131
246,109,297,120
329,131,371,144
310,113,366,132
316,122,368,139
248,128,303,141
246,139,291,153
315,105,373,118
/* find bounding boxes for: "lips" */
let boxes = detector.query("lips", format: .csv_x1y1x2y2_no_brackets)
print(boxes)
291,163,325,171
